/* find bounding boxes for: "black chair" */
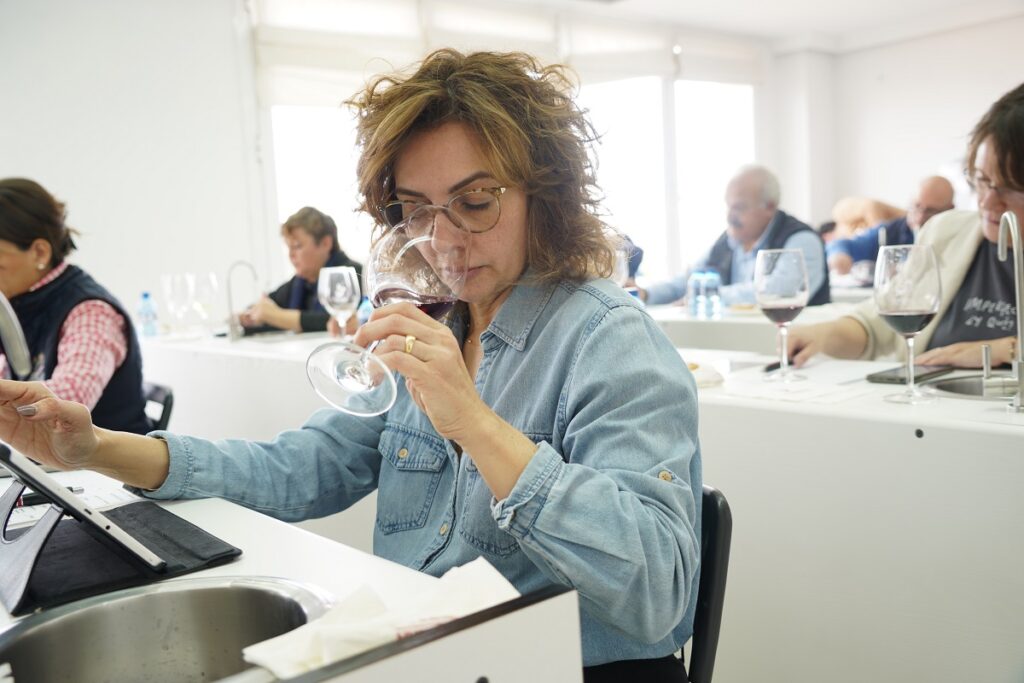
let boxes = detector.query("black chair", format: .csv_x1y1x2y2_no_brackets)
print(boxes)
688,485,733,683
142,382,174,431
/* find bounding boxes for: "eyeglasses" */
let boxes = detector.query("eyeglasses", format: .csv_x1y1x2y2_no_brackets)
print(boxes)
383,187,506,237
965,171,1024,203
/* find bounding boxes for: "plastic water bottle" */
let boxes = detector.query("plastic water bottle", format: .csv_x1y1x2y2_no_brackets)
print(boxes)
137,292,159,337
703,270,722,319
687,271,706,318
356,296,373,326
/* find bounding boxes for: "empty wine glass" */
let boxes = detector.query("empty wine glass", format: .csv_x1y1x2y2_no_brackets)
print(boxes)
305,211,470,416
317,266,361,336
874,244,942,404
754,249,809,382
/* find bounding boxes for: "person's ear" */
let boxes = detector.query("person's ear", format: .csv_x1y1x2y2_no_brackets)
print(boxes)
30,238,53,269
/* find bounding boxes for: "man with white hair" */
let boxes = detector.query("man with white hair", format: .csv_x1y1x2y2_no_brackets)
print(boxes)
640,165,829,306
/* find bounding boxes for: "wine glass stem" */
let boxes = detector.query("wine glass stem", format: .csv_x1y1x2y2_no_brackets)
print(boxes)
779,323,790,377
905,334,917,396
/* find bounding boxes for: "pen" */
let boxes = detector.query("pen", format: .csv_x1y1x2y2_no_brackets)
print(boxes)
15,486,84,508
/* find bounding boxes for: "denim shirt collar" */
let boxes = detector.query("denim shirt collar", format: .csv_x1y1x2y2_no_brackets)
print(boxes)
454,273,557,352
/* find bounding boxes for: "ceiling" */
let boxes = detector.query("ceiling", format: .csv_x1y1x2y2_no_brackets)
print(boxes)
511,0,1024,52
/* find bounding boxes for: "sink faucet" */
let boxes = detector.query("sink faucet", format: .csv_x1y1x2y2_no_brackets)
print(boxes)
225,260,259,341
997,210,1024,412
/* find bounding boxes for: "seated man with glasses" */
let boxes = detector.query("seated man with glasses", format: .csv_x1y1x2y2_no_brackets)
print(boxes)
787,81,1024,369
826,176,956,277
637,164,830,307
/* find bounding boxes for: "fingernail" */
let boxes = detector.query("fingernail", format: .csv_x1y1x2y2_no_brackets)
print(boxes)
16,405,37,417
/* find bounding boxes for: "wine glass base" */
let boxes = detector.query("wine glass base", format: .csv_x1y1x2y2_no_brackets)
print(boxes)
764,370,806,383
883,390,937,405
306,341,397,417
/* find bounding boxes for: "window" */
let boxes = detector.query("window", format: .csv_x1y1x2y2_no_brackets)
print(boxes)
578,77,667,280
674,80,755,268
269,105,373,270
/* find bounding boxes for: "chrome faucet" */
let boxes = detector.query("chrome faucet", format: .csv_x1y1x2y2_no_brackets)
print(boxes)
225,260,259,341
996,210,1024,412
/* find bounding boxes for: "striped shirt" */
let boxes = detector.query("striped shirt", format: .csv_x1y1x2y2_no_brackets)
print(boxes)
0,262,127,408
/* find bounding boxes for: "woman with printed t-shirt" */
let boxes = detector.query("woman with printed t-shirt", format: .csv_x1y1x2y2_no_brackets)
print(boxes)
788,82,1023,369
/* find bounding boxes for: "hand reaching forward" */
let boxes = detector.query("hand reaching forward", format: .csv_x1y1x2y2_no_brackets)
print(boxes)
0,380,98,471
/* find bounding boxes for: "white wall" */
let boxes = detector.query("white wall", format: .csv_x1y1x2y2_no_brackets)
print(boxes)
760,50,836,227
0,0,274,327
832,14,1024,211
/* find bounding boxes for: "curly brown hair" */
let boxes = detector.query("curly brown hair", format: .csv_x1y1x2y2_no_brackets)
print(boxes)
967,81,1024,189
347,49,615,283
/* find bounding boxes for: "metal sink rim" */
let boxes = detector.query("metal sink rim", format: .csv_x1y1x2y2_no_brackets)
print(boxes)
0,574,333,650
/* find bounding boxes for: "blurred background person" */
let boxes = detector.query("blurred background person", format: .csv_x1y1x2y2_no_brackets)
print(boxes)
827,176,955,275
240,206,362,334
0,178,150,433
638,164,829,306
788,82,1023,369
829,195,905,240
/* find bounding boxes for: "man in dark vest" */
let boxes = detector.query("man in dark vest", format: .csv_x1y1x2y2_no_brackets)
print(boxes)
639,165,830,306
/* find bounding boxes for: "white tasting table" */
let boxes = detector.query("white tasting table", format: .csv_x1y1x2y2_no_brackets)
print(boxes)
683,348,1024,683
647,302,857,354
0,470,583,682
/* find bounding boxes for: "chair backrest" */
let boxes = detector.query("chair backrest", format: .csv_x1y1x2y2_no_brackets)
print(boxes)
688,485,733,683
142,382,174,431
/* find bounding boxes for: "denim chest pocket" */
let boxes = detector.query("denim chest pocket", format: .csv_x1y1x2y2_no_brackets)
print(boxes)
458,465,521,557
376,426,447,534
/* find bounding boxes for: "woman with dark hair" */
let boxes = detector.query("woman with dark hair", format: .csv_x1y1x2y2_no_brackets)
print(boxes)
239,206,363,333
789,81,1024,368
0,178,150,433
0,51,701,681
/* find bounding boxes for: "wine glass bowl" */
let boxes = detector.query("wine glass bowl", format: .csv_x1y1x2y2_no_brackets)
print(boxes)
754,249,810,382
874,244,942,404
317,266,361,327
305,213,470,417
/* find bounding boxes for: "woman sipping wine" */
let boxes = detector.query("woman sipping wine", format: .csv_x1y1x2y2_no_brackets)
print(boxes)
0,50,701,682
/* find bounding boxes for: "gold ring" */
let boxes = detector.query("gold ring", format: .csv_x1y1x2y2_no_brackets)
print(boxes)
404,334,416,354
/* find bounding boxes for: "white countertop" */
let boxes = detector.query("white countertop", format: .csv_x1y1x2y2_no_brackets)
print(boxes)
0,470,438,632
683,348,1024,433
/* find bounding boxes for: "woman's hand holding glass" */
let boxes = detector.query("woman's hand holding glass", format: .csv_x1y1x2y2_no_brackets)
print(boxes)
354,303,485,439
305,208,471,417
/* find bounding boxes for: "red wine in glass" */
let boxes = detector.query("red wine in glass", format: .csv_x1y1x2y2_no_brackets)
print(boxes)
760,305,804,325
873,244,942,404
879,311,937,337
372,287,457,321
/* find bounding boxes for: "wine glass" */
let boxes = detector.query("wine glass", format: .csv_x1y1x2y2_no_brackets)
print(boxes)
754,249,810,382
317,266,361,337
874,244,941,404
305,212,470,417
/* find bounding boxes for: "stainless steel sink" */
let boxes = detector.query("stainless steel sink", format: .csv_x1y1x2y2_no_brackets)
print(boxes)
0,576,332,683
921,373,1020,401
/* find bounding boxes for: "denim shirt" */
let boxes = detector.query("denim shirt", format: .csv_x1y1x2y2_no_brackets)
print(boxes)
142,277,702,666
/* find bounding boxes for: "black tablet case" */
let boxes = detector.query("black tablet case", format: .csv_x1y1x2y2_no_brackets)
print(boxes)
1,489,241,615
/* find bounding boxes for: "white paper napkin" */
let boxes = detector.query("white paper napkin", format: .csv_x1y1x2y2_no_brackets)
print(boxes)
686,362,725,388
242,557,520,679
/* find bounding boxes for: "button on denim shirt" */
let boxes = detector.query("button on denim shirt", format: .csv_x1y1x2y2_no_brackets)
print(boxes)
143,277,702,666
